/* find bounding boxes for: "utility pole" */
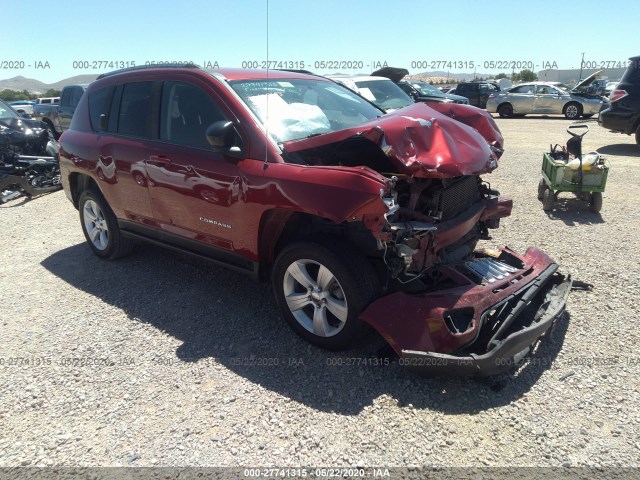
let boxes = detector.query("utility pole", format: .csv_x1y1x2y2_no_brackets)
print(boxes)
579,52,585,81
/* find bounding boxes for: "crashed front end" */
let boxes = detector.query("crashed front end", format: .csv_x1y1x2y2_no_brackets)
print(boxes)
361,171,571,376
284,102,571,376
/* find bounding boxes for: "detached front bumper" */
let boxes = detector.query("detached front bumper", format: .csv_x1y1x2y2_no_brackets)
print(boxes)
360,247,572,377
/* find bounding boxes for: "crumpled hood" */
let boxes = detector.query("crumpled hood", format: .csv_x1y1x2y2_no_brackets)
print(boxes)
282,102,504,178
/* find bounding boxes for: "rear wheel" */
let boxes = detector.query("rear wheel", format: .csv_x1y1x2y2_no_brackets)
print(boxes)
635,124,640,146
564,102,582,119
542,189,555,211
537,178,547,201
497,104,514,118
79,189,134,259
272,240,380,351
589,192,603,213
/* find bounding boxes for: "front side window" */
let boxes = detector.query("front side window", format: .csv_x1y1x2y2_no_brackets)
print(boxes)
160,82,227,149
230,78,383,143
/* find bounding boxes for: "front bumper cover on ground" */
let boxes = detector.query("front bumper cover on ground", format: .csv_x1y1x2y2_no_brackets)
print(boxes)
401,272,571,376
361,247,572,377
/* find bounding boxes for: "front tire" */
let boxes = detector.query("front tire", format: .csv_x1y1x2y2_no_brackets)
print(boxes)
537,178,547,201
635,124,640,146
272,240,380,351
564,102,583,119
542,189,555,211
79,189,134,259
589,192,603,213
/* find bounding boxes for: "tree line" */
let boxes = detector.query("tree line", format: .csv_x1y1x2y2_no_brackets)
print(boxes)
0,89,62,101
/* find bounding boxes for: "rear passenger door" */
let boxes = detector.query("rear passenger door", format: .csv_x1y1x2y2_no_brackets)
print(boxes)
88,81,156,221
508,85,535,113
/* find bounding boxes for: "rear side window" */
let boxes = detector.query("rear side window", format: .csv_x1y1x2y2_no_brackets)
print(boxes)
118,82,154,138
510,85,534,94
88,87,112,132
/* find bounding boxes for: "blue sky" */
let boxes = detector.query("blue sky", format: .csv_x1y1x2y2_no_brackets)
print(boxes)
3,0,639,84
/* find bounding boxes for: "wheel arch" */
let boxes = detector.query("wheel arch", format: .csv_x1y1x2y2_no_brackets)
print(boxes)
257,209,380,280
69,172,101,209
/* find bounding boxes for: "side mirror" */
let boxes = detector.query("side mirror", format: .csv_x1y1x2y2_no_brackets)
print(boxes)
206,120,243,158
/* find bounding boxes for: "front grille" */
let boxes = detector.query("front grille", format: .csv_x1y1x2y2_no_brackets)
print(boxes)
438,176,481,220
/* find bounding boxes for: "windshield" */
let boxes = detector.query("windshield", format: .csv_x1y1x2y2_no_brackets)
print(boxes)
412,82,443,96
353,79,413,111
0,99,19,120
230,78,383,142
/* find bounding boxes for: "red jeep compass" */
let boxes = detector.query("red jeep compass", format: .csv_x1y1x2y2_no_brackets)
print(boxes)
59,65,571,376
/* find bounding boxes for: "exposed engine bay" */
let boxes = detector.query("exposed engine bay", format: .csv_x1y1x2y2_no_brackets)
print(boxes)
372,174,512,291
0,118,61,204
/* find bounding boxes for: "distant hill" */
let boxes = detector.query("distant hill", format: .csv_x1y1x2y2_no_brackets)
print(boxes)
0,75,99,93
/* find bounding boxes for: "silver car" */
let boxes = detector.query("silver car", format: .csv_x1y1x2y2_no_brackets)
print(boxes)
486,72,605,119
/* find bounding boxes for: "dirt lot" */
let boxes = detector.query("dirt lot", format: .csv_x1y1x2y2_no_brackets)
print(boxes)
1,117,639,471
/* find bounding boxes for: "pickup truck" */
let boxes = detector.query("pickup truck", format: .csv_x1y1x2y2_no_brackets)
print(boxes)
34,84,88,139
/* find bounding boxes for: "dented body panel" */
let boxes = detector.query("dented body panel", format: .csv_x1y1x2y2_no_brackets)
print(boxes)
282,103,503,178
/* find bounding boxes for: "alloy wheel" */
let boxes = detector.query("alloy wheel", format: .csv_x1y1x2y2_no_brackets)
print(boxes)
83,199,109,251
282,259,348,337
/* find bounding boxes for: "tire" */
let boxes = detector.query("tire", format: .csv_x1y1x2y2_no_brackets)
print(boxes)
497,104,514,118
78,189,134,259
635,124,640,146
537,178,547,201
564,102,583,120
589,192,603,213
542,189,555,211
582,114,594,119
43,120,59,140
272,240,381,351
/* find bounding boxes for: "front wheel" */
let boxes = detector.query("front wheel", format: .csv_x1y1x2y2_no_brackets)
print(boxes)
564,102,583,119
542,189,555,211
272,240,380,351
589,192,603,213
537,178,547,201
79,189,134,259
635,124,640,146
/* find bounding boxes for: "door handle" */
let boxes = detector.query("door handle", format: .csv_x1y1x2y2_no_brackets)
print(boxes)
148,155,171,166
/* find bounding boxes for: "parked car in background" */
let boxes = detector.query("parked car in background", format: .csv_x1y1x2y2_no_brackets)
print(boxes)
605,82,619,97
368,67,469,105
58,64,571,376
8,100,35,118
454,81,501,108
326,75,414,111
599,55,640,146
35,97,60,105
34,84,88,139
486,74,606,119
397,80,469,104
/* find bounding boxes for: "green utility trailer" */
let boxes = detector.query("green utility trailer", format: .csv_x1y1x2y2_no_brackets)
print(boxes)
537,125,609,213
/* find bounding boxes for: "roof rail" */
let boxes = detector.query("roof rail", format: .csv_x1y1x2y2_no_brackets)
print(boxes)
97,63,200,79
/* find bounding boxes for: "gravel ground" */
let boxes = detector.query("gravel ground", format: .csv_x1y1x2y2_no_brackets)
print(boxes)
1,117,639,471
